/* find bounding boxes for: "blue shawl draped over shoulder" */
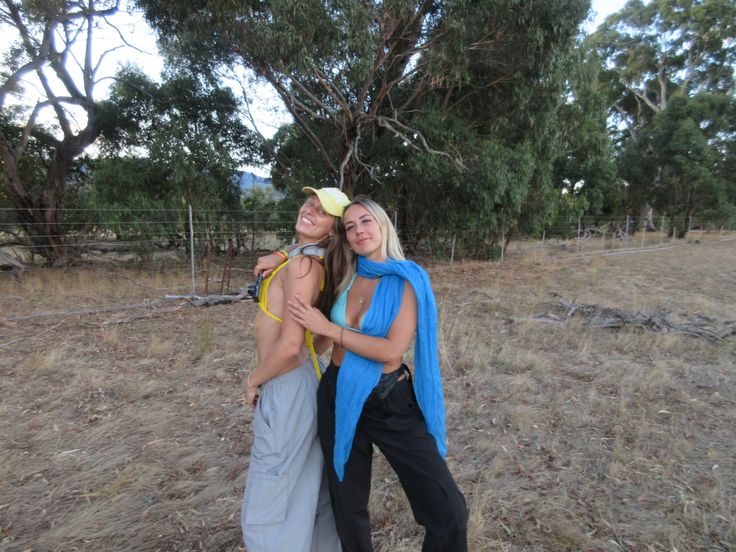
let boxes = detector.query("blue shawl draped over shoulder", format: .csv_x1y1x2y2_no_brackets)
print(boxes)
333,255,447,481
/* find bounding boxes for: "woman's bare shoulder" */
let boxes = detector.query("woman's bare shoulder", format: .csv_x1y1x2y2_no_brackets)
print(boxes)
286,254,325,281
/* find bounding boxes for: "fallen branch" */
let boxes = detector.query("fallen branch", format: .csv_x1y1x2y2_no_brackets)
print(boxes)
0,322,63,349
533,296,735,342
102,305,186,325
164,288,251,307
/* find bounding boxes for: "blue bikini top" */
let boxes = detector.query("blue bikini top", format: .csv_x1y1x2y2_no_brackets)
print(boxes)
330,273,367,331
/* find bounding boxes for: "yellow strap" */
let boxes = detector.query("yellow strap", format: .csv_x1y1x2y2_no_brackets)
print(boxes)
257,261,287,323
306,330,322,381
257,256,324,380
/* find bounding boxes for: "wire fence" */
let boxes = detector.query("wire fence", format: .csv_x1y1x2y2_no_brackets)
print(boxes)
395,213,735,263
0,206,296,257
1,207,734,281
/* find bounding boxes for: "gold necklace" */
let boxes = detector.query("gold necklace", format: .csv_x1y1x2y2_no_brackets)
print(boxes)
354,277,372,306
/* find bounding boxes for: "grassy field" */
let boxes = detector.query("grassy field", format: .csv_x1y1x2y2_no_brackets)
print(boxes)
1,240,734,551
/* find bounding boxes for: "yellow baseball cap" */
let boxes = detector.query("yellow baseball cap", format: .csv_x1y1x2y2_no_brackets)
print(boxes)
302,187,351,217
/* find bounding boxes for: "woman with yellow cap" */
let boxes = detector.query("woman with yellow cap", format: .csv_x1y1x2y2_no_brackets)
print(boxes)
241,187,349,552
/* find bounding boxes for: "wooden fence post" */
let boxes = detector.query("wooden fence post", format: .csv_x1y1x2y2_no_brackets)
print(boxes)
189,205,196,294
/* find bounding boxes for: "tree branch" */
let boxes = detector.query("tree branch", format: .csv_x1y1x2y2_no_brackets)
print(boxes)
374,115,466,170
262,71,339,179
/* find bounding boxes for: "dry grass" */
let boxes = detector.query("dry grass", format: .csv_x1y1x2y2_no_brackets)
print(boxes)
1,242,735,551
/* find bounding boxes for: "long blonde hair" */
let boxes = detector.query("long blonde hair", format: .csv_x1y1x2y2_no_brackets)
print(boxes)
327,197,405,298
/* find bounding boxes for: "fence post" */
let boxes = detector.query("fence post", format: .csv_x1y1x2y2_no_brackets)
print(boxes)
601,227,606,251
221,238,234,294
576,217,582,253
660,215,665,245
640,217,645,249
672,227,676,244
450,234,456,266
541,230,546,252
204,244,212,295
189,204,196,294
688,216,692,238
720,226,724,240
625,215,630,241
500,224,505,263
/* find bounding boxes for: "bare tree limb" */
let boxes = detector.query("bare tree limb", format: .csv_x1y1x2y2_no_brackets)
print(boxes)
0,322,63,349
533,296,735,342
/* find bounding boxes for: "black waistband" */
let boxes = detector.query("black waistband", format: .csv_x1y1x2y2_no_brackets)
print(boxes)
328,363,410,399
327,362,409,374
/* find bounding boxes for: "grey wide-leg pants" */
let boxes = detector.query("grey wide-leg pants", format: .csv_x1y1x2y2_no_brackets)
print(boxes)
242,357,341,552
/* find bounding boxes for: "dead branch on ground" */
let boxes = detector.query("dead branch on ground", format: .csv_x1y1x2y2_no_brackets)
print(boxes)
164,289,251,307
0,322,63,349
102,305,187,325
534,295,736,342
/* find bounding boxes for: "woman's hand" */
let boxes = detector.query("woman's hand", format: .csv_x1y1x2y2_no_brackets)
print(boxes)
244,374,260,408
253,251,286,278
288,294,334,337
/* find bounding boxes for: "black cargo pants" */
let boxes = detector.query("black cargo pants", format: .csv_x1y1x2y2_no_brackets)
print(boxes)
317,363,468,552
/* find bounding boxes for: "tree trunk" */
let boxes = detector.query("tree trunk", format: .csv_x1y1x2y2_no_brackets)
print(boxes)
0,150,64,263
680,184,695,239
640,204,656,232
1,127,101,264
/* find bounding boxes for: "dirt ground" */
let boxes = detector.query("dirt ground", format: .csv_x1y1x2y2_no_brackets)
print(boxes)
1,239,734,551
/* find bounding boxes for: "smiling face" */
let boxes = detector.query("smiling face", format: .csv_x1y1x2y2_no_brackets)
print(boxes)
295,194,336,243
343,203,385,261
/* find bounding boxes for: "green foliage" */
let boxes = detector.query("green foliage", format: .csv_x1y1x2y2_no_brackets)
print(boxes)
95,66,260,212
137,0,591,254
240,186,293,244
618,94,736,226
85,156,183,238
552,45,621,216
588,0,736,225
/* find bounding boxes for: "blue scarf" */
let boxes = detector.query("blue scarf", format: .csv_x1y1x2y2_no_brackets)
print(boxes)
333,255,447,481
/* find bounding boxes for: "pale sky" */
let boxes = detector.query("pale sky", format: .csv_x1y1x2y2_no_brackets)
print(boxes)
588,0,629,30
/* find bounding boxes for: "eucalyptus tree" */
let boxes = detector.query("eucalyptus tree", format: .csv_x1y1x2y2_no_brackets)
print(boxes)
618,93,736,234
138,0,590,248
97,66,259,209
139,0,462,194
0,0,125,262
551,46,620,218
588,0,736,229
90,66,262,249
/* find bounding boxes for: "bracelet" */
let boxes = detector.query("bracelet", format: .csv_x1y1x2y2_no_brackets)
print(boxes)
246,372,259,389
339,327,345,347
274,249,288,261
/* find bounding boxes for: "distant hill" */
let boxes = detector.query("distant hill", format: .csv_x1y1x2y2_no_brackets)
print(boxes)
236,170,273,193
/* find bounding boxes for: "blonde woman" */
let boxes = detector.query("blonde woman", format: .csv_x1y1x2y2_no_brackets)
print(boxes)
289,197,467,552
